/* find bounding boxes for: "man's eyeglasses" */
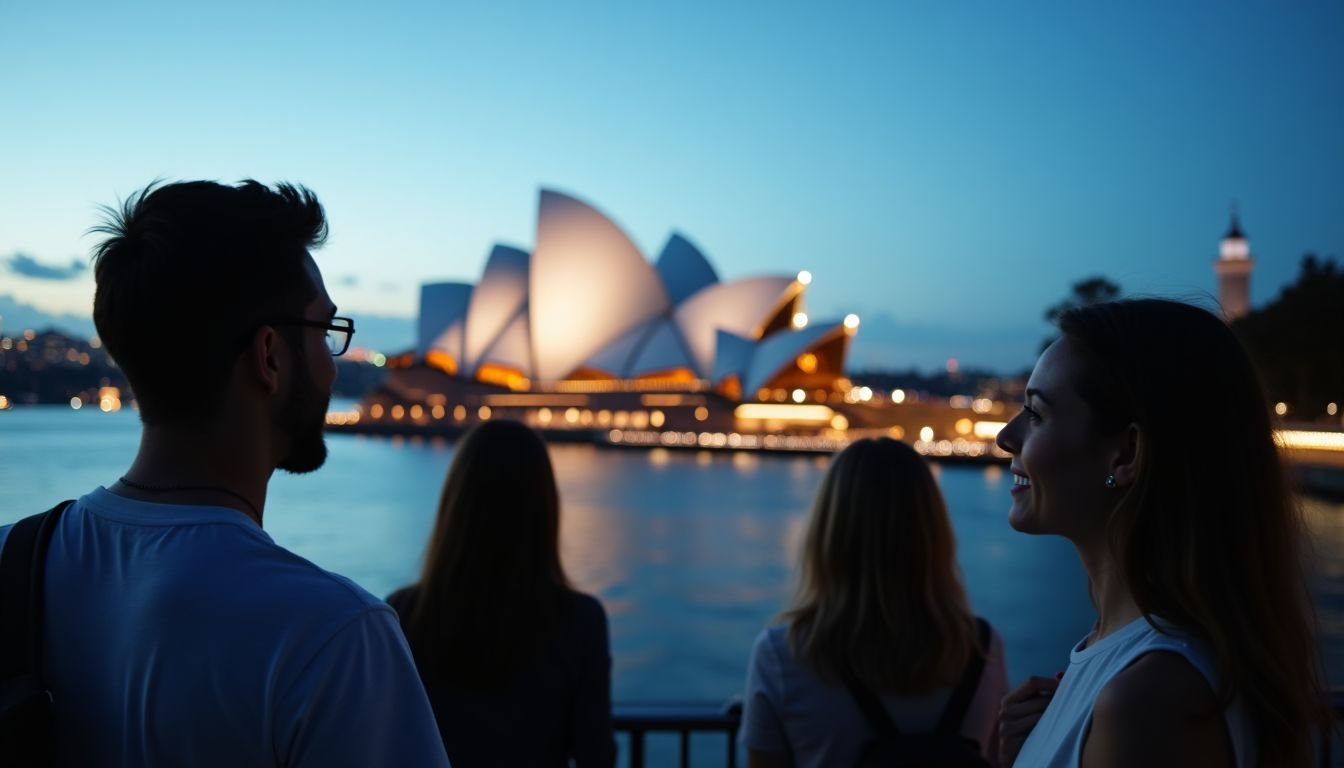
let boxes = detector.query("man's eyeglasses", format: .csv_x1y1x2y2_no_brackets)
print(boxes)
269,316,356,356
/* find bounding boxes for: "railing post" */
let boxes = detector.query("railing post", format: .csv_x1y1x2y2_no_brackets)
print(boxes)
725,696,743,768
679,730,690,768
629,728,644,768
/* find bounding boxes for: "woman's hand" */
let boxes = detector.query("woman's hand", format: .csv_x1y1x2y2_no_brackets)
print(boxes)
998,675,1059,767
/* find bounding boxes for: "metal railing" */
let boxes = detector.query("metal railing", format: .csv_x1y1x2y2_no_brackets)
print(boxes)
612,691,1343,768
614,699,742,768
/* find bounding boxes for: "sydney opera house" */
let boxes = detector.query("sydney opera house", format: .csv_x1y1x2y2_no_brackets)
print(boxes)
411,189,857,399
338,189,1003,457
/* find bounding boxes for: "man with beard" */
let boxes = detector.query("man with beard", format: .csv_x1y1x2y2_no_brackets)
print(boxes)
0,181,450,765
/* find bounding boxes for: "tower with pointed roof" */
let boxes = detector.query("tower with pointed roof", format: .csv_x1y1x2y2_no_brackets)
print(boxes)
1214,205,1253,321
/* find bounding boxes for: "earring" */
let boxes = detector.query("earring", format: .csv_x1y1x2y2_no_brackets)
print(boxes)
1104,475,1117,489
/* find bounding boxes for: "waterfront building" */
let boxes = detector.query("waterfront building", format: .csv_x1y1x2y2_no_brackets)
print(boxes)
345,189,1010,458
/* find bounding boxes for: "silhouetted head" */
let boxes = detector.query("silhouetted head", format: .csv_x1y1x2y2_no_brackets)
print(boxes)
408,419,570,686
91,180,338,471
787,437,976,693
426,419,565,588
996,297,1323,763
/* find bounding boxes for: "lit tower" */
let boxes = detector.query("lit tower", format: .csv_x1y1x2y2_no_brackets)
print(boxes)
1214,206,1253,321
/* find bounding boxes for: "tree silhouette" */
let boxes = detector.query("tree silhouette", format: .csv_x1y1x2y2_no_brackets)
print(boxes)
1041,276,1122,352
1233,254,1344,420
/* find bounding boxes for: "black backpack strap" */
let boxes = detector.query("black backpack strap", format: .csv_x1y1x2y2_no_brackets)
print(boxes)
841,669,903,741
934,617,992,735
0,501,74,680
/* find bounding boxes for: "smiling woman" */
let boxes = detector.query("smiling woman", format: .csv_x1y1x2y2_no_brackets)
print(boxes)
995,299,1328,768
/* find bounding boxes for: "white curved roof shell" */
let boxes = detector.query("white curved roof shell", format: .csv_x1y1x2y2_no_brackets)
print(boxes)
476,308,532,376
711,330,756,385
529,190,671,381
656,234,719,305
419,283,473,358
627,317,695,377
581,320,650,377
673,276,796,378
742,323,847,396
463,245,530,374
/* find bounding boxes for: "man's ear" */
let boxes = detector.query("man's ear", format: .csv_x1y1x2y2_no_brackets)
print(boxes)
250,326,283,395
1110,423,1141,488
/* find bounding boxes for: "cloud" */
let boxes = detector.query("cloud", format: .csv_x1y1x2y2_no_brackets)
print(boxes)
337,274,360,287
6,252,88,281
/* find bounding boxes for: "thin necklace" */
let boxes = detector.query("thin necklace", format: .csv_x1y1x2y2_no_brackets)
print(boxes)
118,476,261,523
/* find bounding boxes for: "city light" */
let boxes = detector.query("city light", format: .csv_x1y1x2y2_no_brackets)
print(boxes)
1275,402,1288,416
70,397,82,410
734,404,836,423
891,389,906,404
1328,403,1338,416
919,426,934,442
791,312,809,329
796,270,812,285
974,421,1007,439
791,388,806,403
843,314,860,331
1275,430,1344,452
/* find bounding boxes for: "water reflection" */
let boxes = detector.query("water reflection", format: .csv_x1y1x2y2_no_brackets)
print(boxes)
0,407,1340,699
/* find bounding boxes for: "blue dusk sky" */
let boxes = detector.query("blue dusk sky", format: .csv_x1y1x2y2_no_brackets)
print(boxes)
1,2,1341,373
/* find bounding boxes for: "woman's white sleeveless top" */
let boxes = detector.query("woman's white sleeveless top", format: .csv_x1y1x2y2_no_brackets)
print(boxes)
1014,616,1254,767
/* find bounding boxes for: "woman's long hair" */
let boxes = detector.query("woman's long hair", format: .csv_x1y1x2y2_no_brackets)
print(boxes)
403,419,571,689
1058,298,1325,766
784,437,979,693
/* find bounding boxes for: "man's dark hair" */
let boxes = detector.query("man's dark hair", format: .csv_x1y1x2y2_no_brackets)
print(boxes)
91,180,328,426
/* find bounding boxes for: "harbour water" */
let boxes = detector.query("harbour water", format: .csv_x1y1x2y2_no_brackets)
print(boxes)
2,403,1341,761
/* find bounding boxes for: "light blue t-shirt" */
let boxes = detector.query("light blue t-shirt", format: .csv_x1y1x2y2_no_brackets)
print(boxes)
0,488,450,767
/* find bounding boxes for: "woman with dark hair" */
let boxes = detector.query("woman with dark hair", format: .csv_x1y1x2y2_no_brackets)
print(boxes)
741,437,1007,767
387,419,615,767
996,299,1326,767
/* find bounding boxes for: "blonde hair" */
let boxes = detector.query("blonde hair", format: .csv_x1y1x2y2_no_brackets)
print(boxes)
785,438,979,693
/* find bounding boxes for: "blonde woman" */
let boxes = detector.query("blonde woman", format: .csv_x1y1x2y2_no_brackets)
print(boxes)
742,438,1007,767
